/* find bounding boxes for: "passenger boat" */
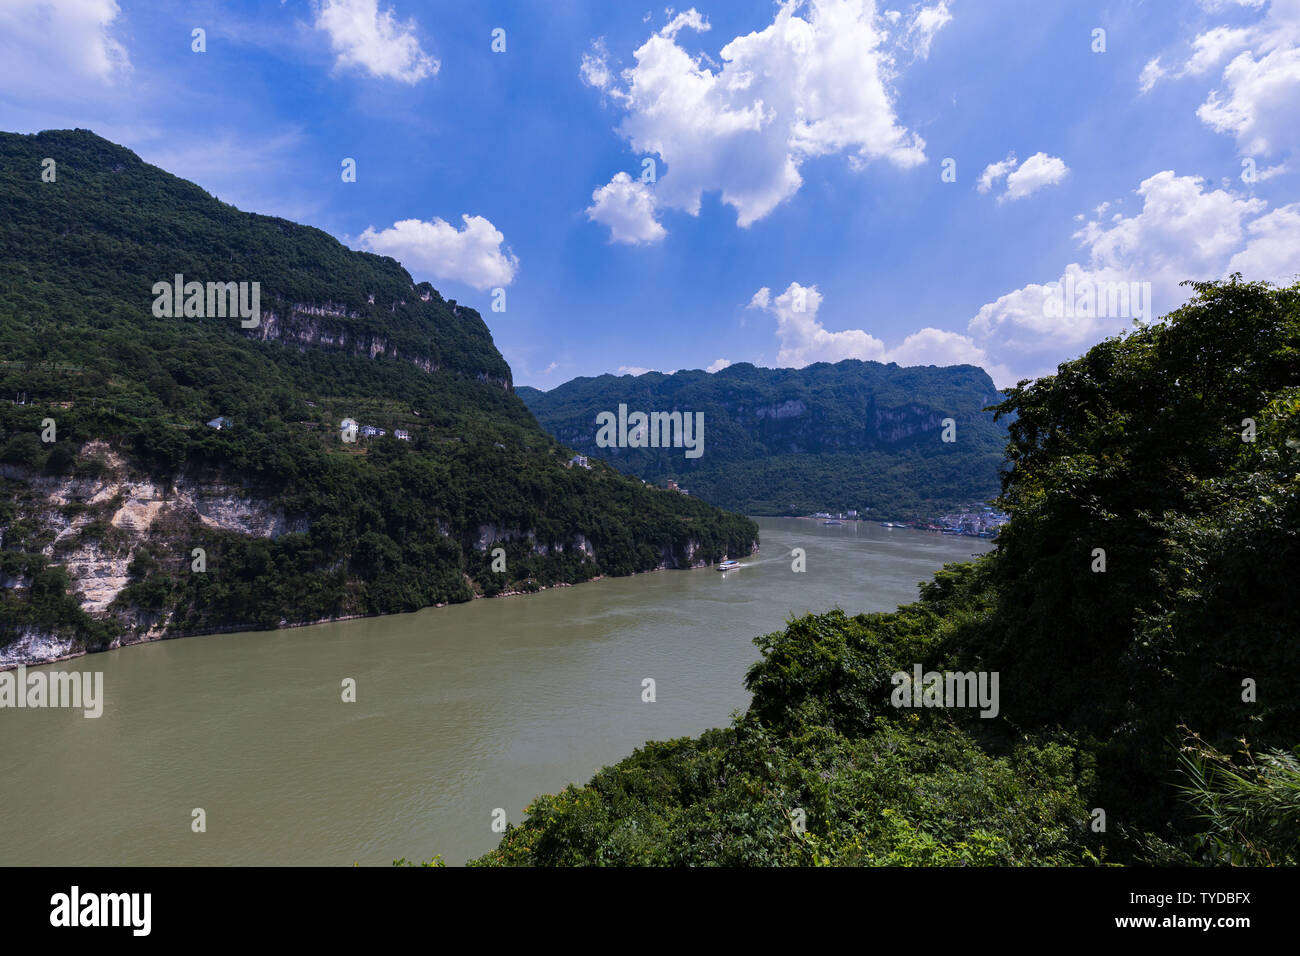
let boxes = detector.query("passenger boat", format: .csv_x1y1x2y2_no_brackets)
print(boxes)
717,560,741,571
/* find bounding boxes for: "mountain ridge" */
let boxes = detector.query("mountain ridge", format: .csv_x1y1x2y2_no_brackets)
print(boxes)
519,359,1009,517
0,128,758,664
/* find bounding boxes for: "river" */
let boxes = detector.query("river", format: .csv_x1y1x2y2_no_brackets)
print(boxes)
0,518,991,866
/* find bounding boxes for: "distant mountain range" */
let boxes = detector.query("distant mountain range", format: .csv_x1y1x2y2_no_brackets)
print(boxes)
518,360,1010,517
0,129,756,666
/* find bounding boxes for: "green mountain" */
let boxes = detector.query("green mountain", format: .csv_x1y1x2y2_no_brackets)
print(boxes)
473,278,1300,866
517,361,1008,518
0,129,757,663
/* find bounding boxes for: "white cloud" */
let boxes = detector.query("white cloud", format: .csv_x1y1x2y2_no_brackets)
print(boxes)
356,214,518,290
968,170,1298,384
1140,24,1254,92
748,281,1011,381
750,282,854,367
1227,202,1300,280
661,8,711,39
582,0,929,240
1004,152,1069,201
706,358,733,372
1072,171,1264,275
1138,57,1167,93
907,1,953,59
1144,0,1300,157
1186,24,1256,74
977,154,1017,194
1198,0,1267,9
1199,45,1300,155
886,327,1007,379
739,171,1290,389
580,39,613,89
586,172,668,244
740,172,1300,386
618,366,654,376
314,0,438,83
0,0,130,97
978,152,1069,201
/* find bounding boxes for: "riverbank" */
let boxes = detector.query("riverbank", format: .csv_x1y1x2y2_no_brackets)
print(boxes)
0,538,762,671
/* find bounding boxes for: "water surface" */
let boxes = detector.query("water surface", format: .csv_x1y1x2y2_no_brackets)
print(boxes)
0,518,990,866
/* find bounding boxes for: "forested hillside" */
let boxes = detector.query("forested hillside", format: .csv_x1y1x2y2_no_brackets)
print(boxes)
518,360,1008,517
0,129,757,660
474,278,1300,866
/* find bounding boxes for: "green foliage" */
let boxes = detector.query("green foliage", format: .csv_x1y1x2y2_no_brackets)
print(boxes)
1177,733,1300,865
472,278,1300,867
971,277,1300,827
473,713,1097,867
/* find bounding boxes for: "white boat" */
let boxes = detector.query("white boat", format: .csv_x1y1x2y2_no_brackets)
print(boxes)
717,560,741,571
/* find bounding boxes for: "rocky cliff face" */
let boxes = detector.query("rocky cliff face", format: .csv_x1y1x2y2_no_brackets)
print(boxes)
248,302,513,385
872,404,948,443
2,441,747,669
246,297,512,388
472,523,597,558
1,441,305,668
242,299,514,390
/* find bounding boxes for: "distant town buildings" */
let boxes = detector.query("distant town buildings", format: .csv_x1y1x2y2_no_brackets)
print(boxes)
936,507,1009,536
340,418,358,443
800,506,1004,536
206,416,232,430
568,454,591,469
394,429,411,441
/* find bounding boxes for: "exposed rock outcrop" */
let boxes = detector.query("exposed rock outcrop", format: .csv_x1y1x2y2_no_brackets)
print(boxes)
2,441,306,668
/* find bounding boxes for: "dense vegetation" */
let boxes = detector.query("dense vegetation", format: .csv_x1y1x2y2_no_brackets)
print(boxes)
473,278,1299,866
518,360,1008,518
0,129,757,650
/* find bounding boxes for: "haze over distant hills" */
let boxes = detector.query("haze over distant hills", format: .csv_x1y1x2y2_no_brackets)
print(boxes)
518,360,1009,518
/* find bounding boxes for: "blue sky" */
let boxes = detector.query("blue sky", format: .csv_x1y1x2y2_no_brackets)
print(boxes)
2,0,1298,388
